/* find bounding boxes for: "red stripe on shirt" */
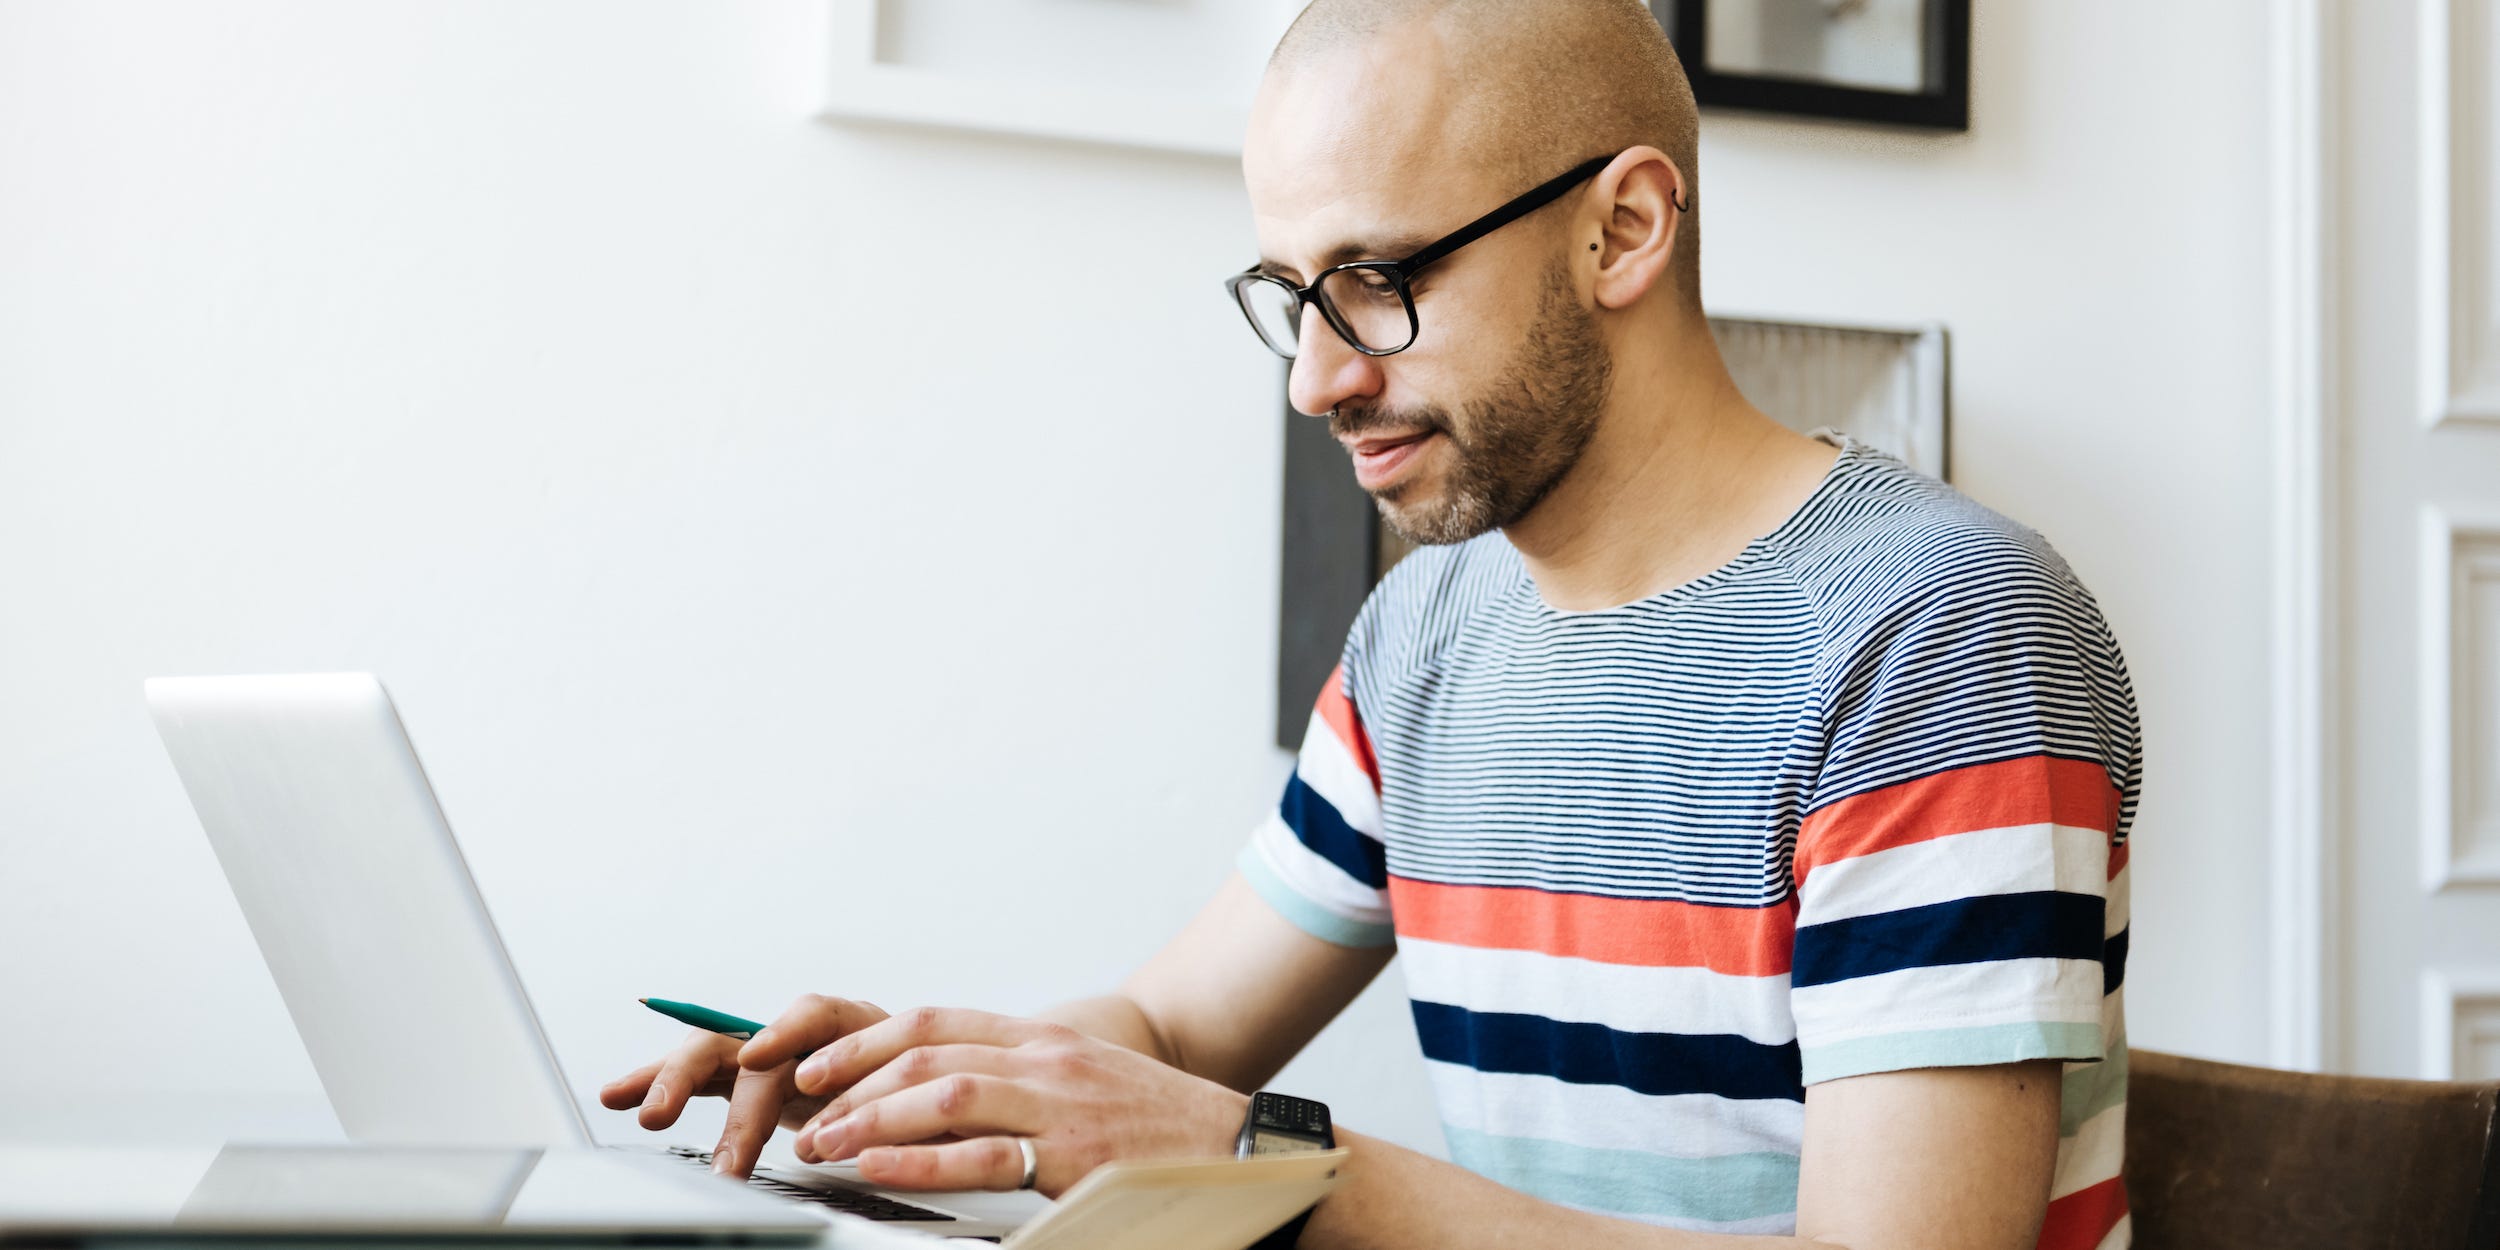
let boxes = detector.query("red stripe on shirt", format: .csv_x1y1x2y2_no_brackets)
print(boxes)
1387,876,1796,977
1796,755,2122,886
2035,1175,2127,1250
1314,663,1382,793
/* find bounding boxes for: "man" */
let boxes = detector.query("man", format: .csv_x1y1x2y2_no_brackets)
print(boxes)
601,2,2139,1247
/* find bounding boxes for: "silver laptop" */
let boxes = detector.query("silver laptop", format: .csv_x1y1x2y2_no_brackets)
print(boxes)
145,673,1037,1241
0,1143,834,1244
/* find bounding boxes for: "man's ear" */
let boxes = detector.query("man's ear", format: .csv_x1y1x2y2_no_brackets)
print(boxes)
1586,147,1684,311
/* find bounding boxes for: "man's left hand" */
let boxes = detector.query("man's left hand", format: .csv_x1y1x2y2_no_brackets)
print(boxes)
787,1007,1252,1197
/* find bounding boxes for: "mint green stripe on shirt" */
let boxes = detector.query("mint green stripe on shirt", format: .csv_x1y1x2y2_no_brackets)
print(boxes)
2059,1035,2128,1136
1443,1126,1799,1226
1800,1020,2105,1085
1237,843,1395,948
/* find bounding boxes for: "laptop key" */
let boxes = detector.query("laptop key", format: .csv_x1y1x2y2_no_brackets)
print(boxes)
662,1150,956,1222
793,1188,958,1221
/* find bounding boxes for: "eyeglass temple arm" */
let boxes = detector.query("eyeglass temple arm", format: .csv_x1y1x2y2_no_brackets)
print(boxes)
1397,154,1689,275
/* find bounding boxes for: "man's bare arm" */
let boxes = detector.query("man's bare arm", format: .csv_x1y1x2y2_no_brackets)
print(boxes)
1295,1060,2064,1250
1039,871,1392,1090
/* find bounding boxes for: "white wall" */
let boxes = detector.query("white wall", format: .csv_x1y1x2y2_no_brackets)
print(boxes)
0,0,2278,1160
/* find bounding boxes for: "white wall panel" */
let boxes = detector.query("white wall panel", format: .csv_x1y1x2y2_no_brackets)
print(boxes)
2421,970,2500,1080
2419,0,2500,429
2421,508,2500,889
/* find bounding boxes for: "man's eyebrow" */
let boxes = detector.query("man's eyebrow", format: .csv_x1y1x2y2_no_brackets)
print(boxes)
1255,233,1440,283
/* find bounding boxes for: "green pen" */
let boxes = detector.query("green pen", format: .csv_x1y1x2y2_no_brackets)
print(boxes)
641,997,772,1042
642,997,832,1066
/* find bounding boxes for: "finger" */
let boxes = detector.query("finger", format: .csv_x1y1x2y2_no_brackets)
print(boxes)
640,1031,741,1131
796,1008,1059,1098
806,1074,1038,1164
713,1061,793,1179
796,1044,1018,1139
852,1136,1037,1195
743,994,890,1073
598,1060,664,1110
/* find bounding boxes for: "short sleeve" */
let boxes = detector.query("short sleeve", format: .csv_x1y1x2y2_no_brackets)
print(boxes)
1238,661,1395,948
1788,546,2139,1086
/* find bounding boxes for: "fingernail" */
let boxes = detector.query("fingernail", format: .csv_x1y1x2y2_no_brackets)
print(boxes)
711,1144,735,1175
797,1056,825,1085
642,1083,667,1109
812,1120,849,1160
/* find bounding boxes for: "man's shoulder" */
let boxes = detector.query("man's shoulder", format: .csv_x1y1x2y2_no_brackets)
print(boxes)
1772,447,2102,639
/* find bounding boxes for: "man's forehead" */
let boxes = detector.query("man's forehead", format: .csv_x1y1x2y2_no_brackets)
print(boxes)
1247,154,1442,272
1243,32,1482,274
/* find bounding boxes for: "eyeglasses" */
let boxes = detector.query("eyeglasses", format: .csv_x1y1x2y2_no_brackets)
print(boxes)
1224,153,1684,360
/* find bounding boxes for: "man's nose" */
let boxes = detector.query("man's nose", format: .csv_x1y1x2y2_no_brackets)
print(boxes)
1286,304,1383,418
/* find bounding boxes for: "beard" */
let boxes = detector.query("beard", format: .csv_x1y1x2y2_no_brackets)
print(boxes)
1329,261,1612,546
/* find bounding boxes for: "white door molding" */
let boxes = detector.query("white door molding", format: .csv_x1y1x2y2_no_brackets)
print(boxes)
2418,0,2500,430
2420,967,2500,1080
2269,0,2337,1073
2419,504,2500,891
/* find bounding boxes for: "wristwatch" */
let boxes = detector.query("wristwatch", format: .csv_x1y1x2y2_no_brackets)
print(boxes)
1236,1091,1335,1157
1237,1092,1333,1250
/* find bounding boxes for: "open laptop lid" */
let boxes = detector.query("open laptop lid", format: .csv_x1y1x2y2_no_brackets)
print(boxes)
0,1145,833,1244
147,673,592,1147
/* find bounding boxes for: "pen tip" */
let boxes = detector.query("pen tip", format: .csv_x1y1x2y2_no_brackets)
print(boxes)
637,997,651,1005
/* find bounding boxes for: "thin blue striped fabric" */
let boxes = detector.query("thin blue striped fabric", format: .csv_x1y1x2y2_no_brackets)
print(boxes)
1240,439,2142,1246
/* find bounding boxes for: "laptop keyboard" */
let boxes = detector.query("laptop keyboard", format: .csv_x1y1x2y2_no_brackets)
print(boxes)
660,1145,957,1222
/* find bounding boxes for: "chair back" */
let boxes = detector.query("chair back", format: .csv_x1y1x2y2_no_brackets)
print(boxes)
2126,1048,2500,1249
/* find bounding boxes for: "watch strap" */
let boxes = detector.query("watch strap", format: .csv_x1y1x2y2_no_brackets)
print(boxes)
1245,1206,1315,1250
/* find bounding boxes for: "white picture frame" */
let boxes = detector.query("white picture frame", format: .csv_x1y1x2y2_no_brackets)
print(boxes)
1710,312,1952,480
818,0,1308,159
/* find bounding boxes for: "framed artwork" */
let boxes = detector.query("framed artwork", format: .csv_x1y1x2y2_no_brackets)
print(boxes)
818,0,1308,158
1274,315,1949,748
1650,0,1971,132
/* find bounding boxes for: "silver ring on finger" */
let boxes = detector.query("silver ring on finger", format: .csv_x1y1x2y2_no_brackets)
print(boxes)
1015,1137,1039,1191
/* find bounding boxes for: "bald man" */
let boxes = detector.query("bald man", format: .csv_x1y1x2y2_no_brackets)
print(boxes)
603,3,2140,1248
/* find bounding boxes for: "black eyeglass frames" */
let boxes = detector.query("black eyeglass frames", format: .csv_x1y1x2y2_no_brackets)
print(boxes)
1224,153,1687,360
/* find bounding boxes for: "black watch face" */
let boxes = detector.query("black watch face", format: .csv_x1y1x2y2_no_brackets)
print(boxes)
1245,1091,1333,1153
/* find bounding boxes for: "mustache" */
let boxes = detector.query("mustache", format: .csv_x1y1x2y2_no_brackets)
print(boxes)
1329,403,1454,443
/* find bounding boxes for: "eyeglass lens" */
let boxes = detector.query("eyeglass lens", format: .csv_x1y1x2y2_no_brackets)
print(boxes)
1236,269,1417,359
1319,268,1414,354
1237,277,1303,358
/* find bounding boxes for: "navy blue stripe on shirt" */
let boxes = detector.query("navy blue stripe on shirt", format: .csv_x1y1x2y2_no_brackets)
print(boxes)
1411,1000,1804,1103
1279,770,1387,888
1791,891,2107,989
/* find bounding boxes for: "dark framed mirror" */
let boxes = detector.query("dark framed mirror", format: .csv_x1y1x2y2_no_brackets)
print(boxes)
1650,0,1970,132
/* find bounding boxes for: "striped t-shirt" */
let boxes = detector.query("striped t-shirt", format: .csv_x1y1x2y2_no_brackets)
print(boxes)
1240,439,2139,1248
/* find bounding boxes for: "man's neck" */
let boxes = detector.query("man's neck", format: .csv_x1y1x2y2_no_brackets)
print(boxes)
1501,328,1840,613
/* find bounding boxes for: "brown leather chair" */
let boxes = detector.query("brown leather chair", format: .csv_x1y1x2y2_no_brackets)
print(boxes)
2125,1048,2500,1249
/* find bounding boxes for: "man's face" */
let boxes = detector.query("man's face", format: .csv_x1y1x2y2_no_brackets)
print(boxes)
1243,54,1614,546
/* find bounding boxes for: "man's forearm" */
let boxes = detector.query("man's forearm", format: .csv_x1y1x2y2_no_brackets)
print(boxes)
1306,1131,1810,1250
1035,994,1185,1070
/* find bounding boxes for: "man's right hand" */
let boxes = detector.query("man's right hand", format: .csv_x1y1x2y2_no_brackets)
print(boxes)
597,994,891,1179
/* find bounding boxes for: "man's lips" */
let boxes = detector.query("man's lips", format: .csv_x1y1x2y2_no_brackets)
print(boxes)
1342,429,1438,490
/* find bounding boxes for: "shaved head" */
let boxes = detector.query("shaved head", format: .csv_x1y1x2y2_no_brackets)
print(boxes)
1262,0,1702,308
1243,0,1708,546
